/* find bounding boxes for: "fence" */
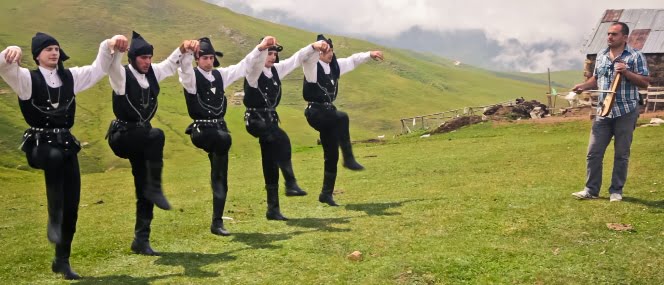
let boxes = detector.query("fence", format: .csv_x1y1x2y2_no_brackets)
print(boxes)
399,100,516,134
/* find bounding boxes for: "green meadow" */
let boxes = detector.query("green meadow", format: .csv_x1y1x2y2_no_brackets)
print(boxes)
1,0,662,284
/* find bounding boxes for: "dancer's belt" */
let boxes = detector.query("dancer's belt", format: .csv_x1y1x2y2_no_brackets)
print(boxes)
28,127,70,133
112,119,151,129
307,101,335,110
246,107,276,112
21,126,76,149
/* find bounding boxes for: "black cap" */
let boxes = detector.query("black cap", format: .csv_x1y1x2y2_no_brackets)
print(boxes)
128,31,154,61
31,32,69,65
317,34,333,49
198,37,224,67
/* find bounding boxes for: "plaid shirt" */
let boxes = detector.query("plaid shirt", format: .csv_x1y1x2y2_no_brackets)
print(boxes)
593,44,649,118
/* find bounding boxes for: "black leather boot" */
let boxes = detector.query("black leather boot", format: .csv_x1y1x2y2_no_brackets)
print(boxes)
52,243,80,280
144,160,171,210
265,184,288,220
278,160,307,196
45,184,63,244
131,217,160,256
318,171,339,206
340,141,364,171
210,153,230,236
210,219,230,236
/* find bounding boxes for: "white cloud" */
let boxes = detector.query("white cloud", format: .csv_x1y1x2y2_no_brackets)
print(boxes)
208,0,662,72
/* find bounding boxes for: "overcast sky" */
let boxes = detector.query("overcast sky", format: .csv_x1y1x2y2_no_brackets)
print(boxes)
206,0,662,72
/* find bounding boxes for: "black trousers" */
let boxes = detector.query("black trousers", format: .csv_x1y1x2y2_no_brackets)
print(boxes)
245,110,293,185
189,124,232,223
25,142,80,260
304,105,352,175
108,125,164,242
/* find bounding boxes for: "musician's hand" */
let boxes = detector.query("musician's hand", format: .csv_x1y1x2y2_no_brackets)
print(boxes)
614,62,628,74
572,84,585,94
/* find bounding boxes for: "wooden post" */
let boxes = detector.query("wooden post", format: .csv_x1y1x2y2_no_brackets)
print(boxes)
546,68,558,115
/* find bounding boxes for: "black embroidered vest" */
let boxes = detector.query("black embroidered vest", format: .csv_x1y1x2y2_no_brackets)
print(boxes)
303,57,340,103
184,68,226,120
112,65,159,123
243,66,282,108
19,69,76,128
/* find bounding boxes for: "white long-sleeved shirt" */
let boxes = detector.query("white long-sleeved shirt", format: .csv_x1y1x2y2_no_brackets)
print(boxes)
0,40,114,100
246,44,317,88
108,48,183,95
178,47,263,94
302,51,371,83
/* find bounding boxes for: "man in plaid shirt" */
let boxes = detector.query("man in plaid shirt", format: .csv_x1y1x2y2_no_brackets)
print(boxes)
572,22,650,202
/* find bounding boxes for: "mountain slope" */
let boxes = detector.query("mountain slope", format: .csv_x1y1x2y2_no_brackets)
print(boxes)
1,0,554,173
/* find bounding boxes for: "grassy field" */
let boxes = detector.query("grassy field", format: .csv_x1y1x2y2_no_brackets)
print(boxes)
1,117,663,284
495,70,583,90
2,0,663,284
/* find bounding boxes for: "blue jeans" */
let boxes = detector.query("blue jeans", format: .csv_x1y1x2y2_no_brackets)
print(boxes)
584,110,639,196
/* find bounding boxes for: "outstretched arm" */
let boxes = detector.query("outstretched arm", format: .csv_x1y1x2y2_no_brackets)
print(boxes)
274,40,329,79
338,50,383,76
70,35,127,94
0,46,31,100
572,76,598,93
221,36,276,89
152,40,199,83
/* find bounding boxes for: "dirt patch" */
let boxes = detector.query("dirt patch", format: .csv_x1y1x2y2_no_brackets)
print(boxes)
484,99,549,120
430,115,484,134
355,138,386,144
606,223,634,232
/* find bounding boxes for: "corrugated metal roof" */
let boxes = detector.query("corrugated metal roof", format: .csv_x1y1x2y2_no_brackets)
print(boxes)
635,10,658,29
642,30,664,53
628,29,651,50
603,9,623,22
583,9,664,54
583,22,613,54
654,10,664,30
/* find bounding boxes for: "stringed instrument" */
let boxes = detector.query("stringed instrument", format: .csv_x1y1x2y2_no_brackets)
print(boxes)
599,70,622,117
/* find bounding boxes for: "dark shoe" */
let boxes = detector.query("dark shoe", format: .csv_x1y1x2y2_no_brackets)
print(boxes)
342,159,365,171
266,184,288,220
131,240,160,256
145,160,171,210
52,259,81,280
340,140,364,171
285,182,307,196
266,210,289,220
318,192,339,207
144,191,171,210
319,171,339,206
279,161,307,196
210,220,231,236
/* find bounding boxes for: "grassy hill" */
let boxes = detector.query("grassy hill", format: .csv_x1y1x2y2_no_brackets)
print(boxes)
0,0,561,173
2,1,664,284
495,70,584,90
